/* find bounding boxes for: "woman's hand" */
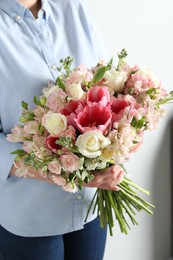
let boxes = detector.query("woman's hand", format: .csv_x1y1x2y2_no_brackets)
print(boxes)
11,160,124,191
10,160,53,184
83,164,124,191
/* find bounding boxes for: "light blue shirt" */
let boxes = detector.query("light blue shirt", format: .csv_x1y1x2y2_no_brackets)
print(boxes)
0,0,108,236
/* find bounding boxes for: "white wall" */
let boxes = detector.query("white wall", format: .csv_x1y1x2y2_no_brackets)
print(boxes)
84,1,173,259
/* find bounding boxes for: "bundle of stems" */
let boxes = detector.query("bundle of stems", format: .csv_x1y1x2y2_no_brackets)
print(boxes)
85,176,155,236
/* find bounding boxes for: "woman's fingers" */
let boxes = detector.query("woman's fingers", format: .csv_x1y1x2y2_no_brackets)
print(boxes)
85,165,125,190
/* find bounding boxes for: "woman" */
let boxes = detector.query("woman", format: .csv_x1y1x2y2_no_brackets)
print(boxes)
0,0,124,259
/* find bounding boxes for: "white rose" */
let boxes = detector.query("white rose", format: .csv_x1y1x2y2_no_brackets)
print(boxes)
104,69,127,93
75,130,111,158
68,83,86,100
42,112,67,136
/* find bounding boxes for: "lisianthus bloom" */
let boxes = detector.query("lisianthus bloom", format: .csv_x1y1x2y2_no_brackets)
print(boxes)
75,103,112,133
24,121,40,135
42,111,67,136
46,87,68,112
23,136,45,153
84,158,107,171
124,66,161,96
87,86,110,106
107,126,136,164
75,130,111,158
6,125,31,142
65,64,93,85
33,106,46,121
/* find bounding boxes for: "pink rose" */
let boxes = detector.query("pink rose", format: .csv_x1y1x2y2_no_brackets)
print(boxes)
52,175,66,186
48,160,62,175
62,183,78,193
60,152,80,172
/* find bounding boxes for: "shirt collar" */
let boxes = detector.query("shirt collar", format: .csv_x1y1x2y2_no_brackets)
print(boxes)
0,0,51,22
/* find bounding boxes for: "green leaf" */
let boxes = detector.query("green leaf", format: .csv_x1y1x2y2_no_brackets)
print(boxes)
56,77,66,91
34,96,40,105
92,66,107,83
39,96,47,106
11,150,27,156
131,116,146,129
21,101,28,109
146,88,156,95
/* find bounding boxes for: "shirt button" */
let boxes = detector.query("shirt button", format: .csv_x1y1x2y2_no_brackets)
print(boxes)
15,15,22,21
51,64,57,70
76,195,82,201
39,9,44,16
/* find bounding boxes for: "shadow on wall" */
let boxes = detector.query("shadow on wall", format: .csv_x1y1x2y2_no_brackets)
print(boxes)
152,119,173,260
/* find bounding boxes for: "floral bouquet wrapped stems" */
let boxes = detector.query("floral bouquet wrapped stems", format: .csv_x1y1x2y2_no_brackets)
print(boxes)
7,50,173,236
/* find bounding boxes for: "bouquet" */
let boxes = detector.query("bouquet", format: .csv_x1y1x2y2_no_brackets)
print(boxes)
7,49,173,236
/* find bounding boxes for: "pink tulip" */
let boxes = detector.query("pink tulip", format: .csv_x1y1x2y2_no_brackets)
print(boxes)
46,136,61,153
60,100,84,127
87,86,110,106
75,103,112,133
111,98,130,122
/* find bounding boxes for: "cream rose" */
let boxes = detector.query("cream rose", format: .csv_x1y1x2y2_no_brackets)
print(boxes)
100,144,115,162
104,69,127,93
75,130,111,158
67,82,86,100
42,111,67,136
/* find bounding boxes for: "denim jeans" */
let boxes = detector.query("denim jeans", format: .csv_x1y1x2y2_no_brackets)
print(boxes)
0,217,107,260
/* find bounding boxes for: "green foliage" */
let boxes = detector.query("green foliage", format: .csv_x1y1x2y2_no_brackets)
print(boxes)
55,76,66,91
34,96,47,107
58,56,74,76
56,136,78,153
131,116,146,129
10,149,27,161
117,48,128,71
92,58,113,84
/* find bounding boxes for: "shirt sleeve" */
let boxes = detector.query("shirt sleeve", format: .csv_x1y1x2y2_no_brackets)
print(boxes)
0,121,22,181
